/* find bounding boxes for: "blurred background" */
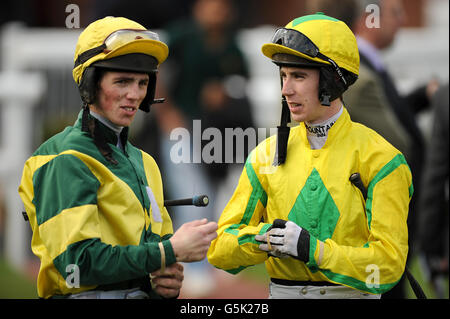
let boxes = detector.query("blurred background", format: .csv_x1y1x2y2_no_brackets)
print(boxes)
0,0,448,299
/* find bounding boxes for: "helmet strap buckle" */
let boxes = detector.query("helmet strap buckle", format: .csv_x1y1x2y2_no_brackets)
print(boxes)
319,94,331,106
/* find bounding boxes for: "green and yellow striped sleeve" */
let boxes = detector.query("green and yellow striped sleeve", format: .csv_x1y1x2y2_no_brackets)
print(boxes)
207,157,271,274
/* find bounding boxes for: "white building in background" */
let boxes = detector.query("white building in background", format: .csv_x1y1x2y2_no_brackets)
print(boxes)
0,24,81,270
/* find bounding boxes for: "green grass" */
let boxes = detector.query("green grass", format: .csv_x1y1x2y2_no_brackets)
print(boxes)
405,254,449,299
0,258,38,299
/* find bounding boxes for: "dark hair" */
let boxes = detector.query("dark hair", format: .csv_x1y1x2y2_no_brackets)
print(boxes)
91,68,107,106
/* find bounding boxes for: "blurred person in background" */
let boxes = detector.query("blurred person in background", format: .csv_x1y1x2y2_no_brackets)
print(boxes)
308,0,439,298
136,0,254,297
17,16,217,299
418,83,449,298
158,0,253,195
305,0,360,27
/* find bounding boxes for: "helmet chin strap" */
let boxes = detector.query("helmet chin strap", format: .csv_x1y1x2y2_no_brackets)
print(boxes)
81,103,119,165
273,95,291,166
81,102,91,133
319,94,331,106
273,72,291,166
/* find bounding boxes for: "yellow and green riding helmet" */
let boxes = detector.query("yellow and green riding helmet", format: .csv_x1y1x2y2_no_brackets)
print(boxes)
73,16,169,112
262,12,359,106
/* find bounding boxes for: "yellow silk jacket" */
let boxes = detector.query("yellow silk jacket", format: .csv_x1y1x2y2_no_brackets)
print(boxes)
207,108,413,294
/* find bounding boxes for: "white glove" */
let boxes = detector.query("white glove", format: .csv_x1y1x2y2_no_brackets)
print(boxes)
255,220,303,258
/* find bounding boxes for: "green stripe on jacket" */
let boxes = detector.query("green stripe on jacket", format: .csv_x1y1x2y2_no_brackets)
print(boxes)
32,154,100,226
225,160,268,238
365,154,413,229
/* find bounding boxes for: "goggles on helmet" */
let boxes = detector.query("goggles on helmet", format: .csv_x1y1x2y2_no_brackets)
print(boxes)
74,29,161,68
271,28,347,86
